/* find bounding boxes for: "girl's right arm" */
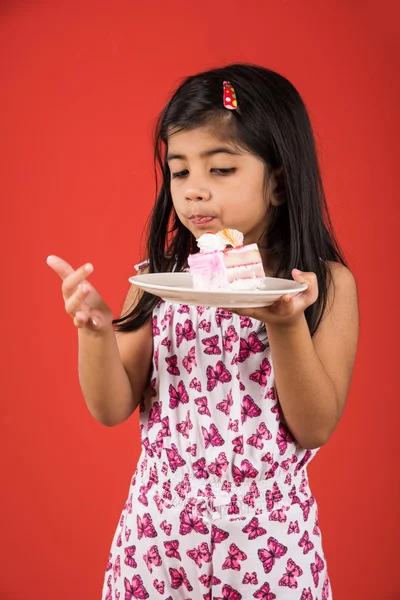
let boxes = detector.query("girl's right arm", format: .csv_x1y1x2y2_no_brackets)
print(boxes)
47,256,153,427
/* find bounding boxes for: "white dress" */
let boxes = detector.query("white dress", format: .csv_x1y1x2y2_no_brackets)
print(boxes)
102,301,331,600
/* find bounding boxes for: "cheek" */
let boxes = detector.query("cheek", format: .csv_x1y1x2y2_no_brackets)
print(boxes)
171,193,183,214
225,193,267,223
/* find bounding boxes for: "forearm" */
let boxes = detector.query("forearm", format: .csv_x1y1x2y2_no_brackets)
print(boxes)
266,314,339,449
77,326,135,426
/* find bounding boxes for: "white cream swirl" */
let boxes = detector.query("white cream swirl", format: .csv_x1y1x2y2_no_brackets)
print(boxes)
197,233,227,253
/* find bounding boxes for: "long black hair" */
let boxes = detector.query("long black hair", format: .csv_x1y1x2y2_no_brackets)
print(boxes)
113,63,346,335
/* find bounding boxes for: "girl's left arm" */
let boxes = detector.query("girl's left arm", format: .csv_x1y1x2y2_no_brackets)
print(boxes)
228,262,359,449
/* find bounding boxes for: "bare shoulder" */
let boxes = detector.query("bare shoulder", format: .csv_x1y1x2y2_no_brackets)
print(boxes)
120,281,143,317
118,265,150,320
326,260,358,296
115,273,154,414
313,260,359,414
317,260,359,336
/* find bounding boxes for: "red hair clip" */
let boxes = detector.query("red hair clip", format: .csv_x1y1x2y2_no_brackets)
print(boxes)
223,81,238,110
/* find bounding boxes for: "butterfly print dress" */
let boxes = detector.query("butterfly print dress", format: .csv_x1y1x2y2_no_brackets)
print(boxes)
102,302,332,600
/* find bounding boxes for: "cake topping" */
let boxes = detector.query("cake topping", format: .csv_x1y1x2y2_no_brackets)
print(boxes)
196,229,245,253
197,232,227,253
216,229,244,248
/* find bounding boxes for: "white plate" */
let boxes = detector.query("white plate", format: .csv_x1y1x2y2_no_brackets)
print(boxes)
129,273,308,308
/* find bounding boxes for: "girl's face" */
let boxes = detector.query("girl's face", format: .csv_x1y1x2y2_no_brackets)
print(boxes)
167,125,281,246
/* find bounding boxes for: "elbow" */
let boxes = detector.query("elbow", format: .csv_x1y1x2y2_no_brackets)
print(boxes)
99,418,121,428
89,407,135,427
296,428,333,450
297,400,342,450
92,412,122,427
86,394,140,427
298,437,328,451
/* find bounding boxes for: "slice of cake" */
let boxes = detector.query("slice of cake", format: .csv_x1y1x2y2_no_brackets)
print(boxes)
188,229,266,290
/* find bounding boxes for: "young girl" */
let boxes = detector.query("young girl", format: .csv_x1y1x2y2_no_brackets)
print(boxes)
47,63,358,600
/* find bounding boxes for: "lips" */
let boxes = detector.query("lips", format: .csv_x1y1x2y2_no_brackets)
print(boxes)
189,215,214,225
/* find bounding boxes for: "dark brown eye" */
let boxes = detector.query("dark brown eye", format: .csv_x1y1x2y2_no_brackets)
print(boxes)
171,170,189,179
211,168,236,175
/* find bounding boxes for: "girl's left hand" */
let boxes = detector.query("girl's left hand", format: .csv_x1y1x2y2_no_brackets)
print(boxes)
222,269,319,328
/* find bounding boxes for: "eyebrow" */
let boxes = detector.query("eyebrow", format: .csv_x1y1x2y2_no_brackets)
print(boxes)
166,147,243,162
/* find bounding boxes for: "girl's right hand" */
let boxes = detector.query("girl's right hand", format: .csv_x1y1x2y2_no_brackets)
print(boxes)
46,255,114,331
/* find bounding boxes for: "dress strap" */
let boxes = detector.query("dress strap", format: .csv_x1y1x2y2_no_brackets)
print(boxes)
134,259,150,272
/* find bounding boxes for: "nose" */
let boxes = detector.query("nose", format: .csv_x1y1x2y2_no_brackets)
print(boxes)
185,185,211,202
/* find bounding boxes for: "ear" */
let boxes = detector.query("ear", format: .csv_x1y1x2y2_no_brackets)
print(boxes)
268,167,286,206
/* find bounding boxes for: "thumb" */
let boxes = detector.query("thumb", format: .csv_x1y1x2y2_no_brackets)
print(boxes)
292,268,307,283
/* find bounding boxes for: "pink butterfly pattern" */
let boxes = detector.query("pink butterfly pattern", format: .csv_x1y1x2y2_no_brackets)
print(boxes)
123,574,149,599
168,381,189,409
161,336,172,352
247,421,272,449
175,410,193,438
288,520,300,535
169,565,193,591
136,513,157,540
222,325,239,352
253,581,276,599
175,319,196,347
300,589,314,600
160,520,172,536
189,376,202,392
165,355,180,376
143,544,162,573
182,346,196,374
249,357,272,387
199,574,222,588
310,552,325,587
194,395,211,417
241,394,262,424
202,334,222,355
215,308,232,327
179,508,209,535
206,360,232,391
208,451,229,477
202,423,225,448
238,332,265,363
124,546,137,568
232,458,258,485
242,516,267,540
164,539,181,560
242,571,258,584
279,558,303,589
214,583,242,600
216,390,233,416
101,303,330,599
222,542,248,571
199,318,212,333
152,316,160,337
186,541,212,567
258,537,288,574
299,530,315,555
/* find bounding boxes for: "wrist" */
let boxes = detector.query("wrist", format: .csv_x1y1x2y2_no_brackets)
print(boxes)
78,323,115,339
265,312,307,335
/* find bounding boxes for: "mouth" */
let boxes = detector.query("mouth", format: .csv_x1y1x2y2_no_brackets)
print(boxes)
189,215,215,226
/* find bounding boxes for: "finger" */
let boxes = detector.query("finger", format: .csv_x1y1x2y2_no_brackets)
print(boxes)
62,263,94,300
46,255,75,280
281,294,293,304
65,282,91,317
292,269,313,285
273,295,295,316
222,306,258,319
47,255,94,296
74,312,98,329
73,311,90,328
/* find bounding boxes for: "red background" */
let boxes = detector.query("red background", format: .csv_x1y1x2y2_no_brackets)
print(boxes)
1,1,399,599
